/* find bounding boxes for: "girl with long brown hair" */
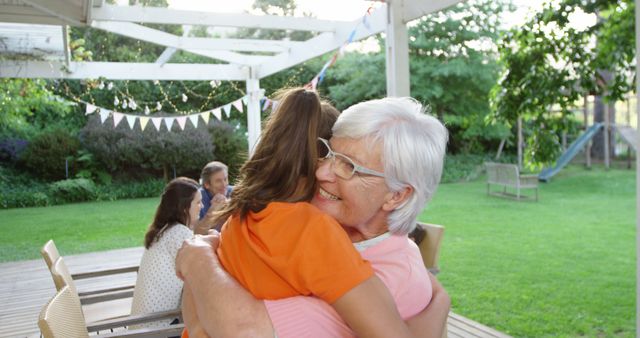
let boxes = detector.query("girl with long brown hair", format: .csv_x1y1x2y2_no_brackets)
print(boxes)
131,177,201,328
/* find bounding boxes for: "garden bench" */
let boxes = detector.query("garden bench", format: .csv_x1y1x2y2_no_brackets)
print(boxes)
484,162,538,201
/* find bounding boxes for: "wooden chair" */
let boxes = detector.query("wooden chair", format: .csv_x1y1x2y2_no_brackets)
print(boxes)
413,222,445,274
41,239,139,288
38,286,184,338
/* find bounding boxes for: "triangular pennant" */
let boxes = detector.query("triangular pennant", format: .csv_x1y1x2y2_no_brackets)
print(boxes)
112,112,124,128
126,115,137,130
310,77,319,90
85,103,97,115
262,99,271,111
242,95,249,105
152,117,163,131
139,117,150,131
165,117,176,131
99,110,110,124
232,99,244,113
188,114,200,128
223,104,232,118
176,116,187,130
201,112,210,125
272,101,279,111
212,108,222,121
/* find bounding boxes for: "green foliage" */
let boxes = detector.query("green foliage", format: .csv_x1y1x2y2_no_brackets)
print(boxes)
20,128,80,180
324,0,512,154
0,79,78,138
80,115,214,179
491,0,635,166
208,121,248,181
49,178,97,204
0,166,51,209
73,149,112,185
95,179,165,201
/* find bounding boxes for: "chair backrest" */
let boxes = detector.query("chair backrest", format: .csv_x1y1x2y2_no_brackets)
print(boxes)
38,285,89,338
416,222,445,274
41,240,60,271
51,257,78,296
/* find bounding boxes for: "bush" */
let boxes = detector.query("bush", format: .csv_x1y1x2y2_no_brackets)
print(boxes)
20,128,79,180
208,120,247,180
80,115,215,179
95,179,165,201
49,178,96,204
0,138,29,163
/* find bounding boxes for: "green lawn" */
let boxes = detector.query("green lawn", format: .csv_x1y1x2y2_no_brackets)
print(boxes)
420,165,636,337
0,197,159,261
0,165,635,337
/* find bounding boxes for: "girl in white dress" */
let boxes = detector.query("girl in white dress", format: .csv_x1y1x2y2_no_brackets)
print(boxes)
130,177,202,328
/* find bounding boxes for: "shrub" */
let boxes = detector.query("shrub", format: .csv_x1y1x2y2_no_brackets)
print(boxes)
95,179,165,201
20,128,80,180
49,178,96,204
0,138,29,163
208,120,248,180
80,115,215,180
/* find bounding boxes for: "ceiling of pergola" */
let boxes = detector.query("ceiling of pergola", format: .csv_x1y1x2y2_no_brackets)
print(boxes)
0,0,461,81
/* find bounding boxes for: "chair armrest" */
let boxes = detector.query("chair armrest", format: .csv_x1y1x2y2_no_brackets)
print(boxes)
79,284,135,297
98,324,185,338
80,289,134,305
87,308,182,332
72,265,139,280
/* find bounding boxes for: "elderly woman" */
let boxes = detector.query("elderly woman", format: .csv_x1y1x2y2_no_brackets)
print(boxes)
177,97,450,337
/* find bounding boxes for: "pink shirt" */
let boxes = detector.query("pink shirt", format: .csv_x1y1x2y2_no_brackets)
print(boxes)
264,234,432,338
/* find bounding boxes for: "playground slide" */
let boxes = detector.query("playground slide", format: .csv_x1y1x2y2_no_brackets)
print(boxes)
538,123,603,182
614,125,638,152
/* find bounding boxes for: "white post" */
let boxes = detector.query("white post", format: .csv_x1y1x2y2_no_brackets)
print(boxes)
385,0,410,97
635,0,639,335
245,70,261,156
517,116,523,170
605,103,611,169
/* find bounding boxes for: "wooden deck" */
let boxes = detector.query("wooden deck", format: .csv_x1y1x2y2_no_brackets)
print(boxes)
0,247,511,338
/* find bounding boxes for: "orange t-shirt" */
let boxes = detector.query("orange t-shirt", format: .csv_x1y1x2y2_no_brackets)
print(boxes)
217,201,373,304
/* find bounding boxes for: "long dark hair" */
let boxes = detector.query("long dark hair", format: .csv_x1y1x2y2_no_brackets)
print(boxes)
144,177,199,249
214,88,322,223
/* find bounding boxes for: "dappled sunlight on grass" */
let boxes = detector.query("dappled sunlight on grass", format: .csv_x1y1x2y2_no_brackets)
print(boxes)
420,165,635,337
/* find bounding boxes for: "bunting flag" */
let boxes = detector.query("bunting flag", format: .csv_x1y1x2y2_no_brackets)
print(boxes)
113,112,124,127
232,99,244,113
126,115,137,129
99,110,110,123
305,4,377,89
81,94,260,132
139,117,150,131
165,117,176,130
85,103,98,115
223,104,232,118
262,98,272,111
212,108,222,121
152,117,163,131
176,116,188,130
188,114,200,128
200,111,210,124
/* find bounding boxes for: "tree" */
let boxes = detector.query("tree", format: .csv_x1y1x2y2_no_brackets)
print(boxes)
325,0,513,153
491,0,635,167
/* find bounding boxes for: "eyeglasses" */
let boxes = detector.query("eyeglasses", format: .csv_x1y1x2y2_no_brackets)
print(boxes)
317,137,385,179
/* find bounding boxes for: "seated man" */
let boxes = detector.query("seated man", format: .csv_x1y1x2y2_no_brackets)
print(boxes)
193,161,232,235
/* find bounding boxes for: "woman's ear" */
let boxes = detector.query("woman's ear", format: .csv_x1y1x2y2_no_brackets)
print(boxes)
382,185,413,212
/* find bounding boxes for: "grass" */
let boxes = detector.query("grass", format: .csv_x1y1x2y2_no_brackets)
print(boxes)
0,197,158,261
0,165,635,337
419,165,636,337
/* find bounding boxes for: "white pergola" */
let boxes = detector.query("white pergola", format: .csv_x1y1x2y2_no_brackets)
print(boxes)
0,1,639,335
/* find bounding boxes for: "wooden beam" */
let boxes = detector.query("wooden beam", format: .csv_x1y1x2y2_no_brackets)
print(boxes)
92,21,299,53
385,1,410,96
403,0,463,23
257,7,387,78
91,4,353,32
20,0,86,26
0,61,247,80
0,5,69,25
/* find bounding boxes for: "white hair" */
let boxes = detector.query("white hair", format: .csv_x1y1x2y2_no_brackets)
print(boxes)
333,97,448,235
